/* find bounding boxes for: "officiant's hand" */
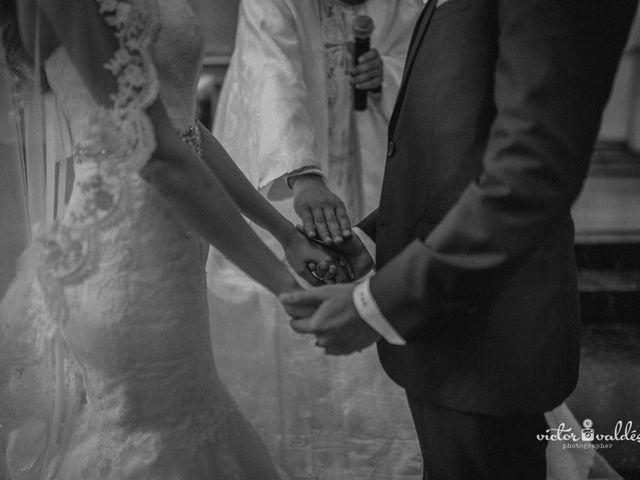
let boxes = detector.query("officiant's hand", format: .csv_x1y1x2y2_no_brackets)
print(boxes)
351,48,383,92
283,229,351,286
291,175,352,246
280,285,381,355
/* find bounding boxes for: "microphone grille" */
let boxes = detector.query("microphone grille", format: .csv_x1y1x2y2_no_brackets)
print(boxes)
353,15,374,38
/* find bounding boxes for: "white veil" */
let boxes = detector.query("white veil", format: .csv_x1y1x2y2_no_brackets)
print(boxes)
0,18,74,282
0,21,76,480
0,67,29,294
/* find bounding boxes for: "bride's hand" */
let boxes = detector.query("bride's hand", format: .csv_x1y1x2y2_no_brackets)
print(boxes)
282,229,351,286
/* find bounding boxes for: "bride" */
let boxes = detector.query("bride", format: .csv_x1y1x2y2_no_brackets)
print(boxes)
0,0,346,478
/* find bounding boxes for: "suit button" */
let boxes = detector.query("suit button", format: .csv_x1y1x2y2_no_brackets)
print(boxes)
387,140,395,158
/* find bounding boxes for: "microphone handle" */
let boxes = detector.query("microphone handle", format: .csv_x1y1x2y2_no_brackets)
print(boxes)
353,36,370,111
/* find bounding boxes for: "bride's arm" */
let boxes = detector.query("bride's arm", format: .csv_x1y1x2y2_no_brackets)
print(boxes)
195,121,347,282
196,121,293,239
143,105,339,291
26,0,336,294
142,104,313,294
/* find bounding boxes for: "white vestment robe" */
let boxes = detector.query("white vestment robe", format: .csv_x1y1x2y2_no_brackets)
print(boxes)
207,1,425,478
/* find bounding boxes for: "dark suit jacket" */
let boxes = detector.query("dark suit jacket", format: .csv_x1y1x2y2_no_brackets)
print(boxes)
359,0,637,415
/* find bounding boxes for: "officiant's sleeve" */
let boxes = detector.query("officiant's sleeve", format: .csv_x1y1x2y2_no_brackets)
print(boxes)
213,0,322,199
368,0,637,342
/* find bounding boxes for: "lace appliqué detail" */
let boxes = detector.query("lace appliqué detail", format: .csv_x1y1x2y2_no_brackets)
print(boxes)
68,169,127,227
37,224,96,285
97,0,160,172
100,0,159,111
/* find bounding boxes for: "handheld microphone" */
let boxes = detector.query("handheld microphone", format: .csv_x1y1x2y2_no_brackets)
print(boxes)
352,15,375,111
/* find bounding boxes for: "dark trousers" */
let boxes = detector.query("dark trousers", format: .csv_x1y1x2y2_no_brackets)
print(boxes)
407,393,548,480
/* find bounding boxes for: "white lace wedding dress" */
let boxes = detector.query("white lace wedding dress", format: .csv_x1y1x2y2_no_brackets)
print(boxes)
0,1,282,479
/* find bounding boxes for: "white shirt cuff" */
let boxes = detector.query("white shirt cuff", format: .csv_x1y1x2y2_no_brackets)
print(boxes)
353,278,406,345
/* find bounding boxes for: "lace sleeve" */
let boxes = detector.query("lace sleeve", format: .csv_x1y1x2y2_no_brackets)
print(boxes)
213,0,322,196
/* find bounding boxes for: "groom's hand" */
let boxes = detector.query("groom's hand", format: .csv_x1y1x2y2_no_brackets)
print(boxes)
280,285,381,355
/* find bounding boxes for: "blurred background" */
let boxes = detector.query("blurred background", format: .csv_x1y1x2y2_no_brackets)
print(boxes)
1,0,639,477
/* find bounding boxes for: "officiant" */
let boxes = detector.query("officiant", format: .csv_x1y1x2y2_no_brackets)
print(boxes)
206,0,425,477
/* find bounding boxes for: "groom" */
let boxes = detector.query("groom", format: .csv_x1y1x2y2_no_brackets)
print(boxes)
281,0,638,478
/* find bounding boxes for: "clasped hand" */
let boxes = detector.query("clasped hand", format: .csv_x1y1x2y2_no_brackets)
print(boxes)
286,176,373,285
282,225,379,355
282,227,351,286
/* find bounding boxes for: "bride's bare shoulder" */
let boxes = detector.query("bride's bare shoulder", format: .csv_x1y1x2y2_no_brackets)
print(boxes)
17,0,59,60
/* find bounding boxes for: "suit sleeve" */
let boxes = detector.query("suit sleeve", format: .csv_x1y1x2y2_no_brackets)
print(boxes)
369,0,638,341
357,209,379,243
